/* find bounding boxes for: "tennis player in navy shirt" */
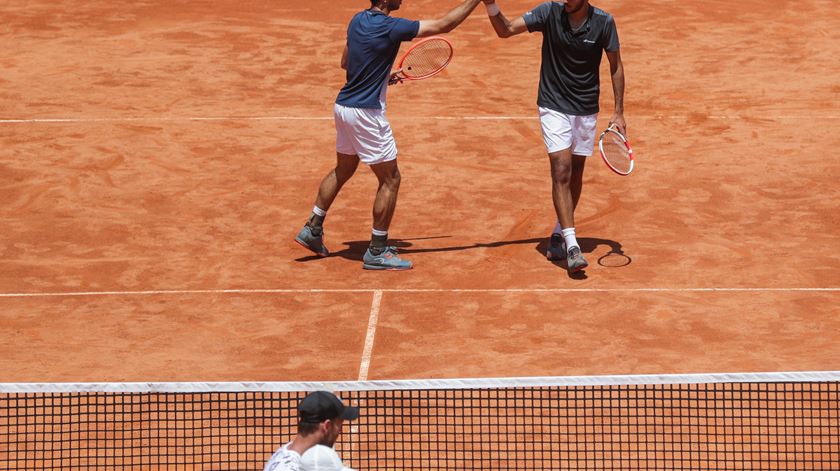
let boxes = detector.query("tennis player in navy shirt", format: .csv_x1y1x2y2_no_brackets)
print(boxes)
295,0,483,270
295,0,481,270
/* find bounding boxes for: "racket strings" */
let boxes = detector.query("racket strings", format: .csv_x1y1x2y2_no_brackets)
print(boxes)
601,131,632,174
401,40,452,78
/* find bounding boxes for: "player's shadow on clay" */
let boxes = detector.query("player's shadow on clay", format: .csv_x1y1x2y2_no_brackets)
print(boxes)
295,236,630,276
293,235,454,263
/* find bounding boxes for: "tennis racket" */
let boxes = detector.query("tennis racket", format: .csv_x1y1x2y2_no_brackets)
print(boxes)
389,37,453,85
598,124,634,176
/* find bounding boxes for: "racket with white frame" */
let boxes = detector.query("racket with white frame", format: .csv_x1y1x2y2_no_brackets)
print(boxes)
598,124,634,176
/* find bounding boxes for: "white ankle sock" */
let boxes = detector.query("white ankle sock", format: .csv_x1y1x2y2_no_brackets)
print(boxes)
312,206,326,217
561,228,579,250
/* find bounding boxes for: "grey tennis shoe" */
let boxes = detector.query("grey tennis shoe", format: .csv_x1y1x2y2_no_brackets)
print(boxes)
546,234,567,261
295,224,329,257
566,246,588,273
363,246,413,270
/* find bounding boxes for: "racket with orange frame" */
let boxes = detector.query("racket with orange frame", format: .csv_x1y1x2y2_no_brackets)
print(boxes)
389,37,454,85
598,124,635,176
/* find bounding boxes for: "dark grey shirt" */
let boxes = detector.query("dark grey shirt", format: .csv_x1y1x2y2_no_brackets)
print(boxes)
524,2,620,115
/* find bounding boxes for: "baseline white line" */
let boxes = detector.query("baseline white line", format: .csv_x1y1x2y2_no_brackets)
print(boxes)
0,116,334,124
2,115,838,124
358,290,383,382
0,287,838,299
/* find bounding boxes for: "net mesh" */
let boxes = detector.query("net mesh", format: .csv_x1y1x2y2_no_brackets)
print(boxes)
600,130,633,174
1,378,838,470
400,39,452,78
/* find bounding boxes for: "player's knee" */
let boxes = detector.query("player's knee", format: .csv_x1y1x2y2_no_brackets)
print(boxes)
551,163,572,185
335,163,358,182
386,169,401,190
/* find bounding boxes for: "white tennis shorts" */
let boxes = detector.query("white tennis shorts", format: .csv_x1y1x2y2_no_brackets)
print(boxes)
334,103,397,165
538,107,598,156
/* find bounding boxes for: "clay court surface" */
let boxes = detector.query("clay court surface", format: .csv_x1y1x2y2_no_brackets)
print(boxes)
1,0,839,383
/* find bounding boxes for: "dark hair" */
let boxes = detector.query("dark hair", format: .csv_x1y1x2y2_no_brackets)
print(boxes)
297,420,321,436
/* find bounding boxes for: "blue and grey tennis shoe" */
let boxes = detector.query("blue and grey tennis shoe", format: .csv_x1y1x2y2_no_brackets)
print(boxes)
295,224,329,257
566,246,588,273
363,246,412,271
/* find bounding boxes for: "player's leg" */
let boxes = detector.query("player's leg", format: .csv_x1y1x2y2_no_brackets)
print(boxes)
349,107,411,270
569,112,596,211
556,151,588,272
548,155,586,219
561,114,598,272
549,148,576,230
369,159,401,235
548,149,586,270
363,158,411,270
542,109,591,273
295,152,360,256
540,107,575,262
549,153,586,258
570,154,587,210
295,105,361,257
313,152,360,220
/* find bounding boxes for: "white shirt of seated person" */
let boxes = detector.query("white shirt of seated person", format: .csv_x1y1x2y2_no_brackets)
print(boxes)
301,445,355,471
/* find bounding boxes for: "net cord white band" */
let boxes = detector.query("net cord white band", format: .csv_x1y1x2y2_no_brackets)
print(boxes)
1,371,838,394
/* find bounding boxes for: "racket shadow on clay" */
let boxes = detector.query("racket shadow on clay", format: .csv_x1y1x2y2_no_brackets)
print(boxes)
536,237,632,271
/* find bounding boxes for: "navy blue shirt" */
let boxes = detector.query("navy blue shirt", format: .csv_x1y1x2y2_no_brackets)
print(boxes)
335,10,420,110
524,2,620,115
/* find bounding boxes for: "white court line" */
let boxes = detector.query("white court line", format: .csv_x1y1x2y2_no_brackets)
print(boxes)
0,287,838,298
1,115,839,124
0,116,333,124
358,290,383,382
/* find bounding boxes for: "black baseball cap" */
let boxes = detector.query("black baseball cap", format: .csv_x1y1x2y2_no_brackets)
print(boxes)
298,391,360,424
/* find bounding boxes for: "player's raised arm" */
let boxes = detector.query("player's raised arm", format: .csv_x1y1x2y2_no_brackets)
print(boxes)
483,0,566,38
482,0,527,38
416,0,483,38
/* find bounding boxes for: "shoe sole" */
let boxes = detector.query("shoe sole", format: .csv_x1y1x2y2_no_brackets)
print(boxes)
567,261,589,273
362,263,413,271
295,237,328,257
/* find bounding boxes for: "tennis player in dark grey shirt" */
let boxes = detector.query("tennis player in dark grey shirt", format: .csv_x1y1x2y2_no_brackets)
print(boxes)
482,0,626,274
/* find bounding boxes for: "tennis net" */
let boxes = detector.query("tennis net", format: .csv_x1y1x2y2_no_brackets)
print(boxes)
1,372,838,470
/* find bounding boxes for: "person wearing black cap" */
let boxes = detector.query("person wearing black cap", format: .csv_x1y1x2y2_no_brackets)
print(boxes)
263,391,360,471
